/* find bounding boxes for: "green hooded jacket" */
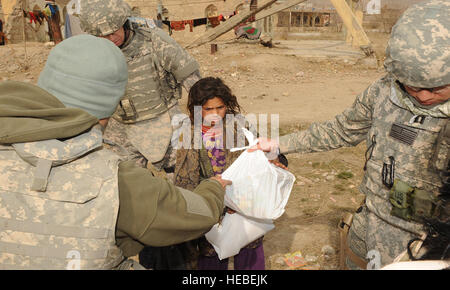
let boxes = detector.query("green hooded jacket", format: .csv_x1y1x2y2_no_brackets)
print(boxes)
0,81,225,257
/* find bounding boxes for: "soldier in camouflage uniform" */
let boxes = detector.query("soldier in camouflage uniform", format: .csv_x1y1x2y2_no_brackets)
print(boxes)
77,0,203,269
78,0,201,172
0,35,229,270
256,0,449,269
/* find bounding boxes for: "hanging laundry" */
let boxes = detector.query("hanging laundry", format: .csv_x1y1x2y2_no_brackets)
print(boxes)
184,20,194,32
28,12,38,24
33,11,44,25
208,16,220,28
170,21,185,31
64,11,72,38
45,3,59,17
43,6,52,17
193,18,207,27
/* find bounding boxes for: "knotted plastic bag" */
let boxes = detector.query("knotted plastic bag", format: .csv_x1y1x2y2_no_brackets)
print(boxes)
221,128,295,220
205,212,274,260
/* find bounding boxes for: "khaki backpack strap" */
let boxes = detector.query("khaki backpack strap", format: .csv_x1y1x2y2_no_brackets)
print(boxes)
338,212,368,270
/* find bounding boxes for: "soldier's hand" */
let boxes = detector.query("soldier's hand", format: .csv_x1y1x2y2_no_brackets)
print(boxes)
210,174,232,189
248,137,280,160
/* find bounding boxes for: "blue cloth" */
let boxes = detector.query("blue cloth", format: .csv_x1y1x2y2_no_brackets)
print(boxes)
64,12,72,39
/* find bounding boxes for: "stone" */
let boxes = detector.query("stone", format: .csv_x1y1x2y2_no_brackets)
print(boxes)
321,245,336,256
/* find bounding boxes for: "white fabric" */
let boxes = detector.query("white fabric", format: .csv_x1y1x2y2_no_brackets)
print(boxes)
222,128,295,219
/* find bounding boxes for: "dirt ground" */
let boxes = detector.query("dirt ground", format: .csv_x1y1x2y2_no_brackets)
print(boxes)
0,30,390,270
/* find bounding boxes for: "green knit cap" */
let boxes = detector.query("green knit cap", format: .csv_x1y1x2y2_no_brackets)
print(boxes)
38,34,128,119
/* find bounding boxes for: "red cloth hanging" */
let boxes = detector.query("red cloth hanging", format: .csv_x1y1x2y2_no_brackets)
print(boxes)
184,20,194,32
170,21,185,31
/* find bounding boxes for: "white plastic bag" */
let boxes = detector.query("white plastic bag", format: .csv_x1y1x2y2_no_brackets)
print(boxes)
205,212,274,260
221,128,295,219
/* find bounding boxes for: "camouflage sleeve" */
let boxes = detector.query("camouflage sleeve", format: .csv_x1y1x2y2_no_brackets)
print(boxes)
182,70,201,92
116,160,224,247
279,79,380,154
151,28,200,82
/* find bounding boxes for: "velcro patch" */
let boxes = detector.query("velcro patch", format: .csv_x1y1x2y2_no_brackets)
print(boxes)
389,123,418,145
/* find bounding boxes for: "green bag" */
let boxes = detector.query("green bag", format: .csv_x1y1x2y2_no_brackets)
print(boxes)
389,180,436,222
389,180,414,220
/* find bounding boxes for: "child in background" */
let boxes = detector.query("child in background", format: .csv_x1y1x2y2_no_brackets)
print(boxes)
173,77,265,270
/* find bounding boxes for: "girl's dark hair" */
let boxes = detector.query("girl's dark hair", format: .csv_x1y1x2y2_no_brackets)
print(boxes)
187,77,241,121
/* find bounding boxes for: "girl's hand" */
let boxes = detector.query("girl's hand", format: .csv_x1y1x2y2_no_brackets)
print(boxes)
226,207,236,214
269,158,288,170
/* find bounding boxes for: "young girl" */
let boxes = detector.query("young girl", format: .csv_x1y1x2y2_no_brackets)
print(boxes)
173,77,266,270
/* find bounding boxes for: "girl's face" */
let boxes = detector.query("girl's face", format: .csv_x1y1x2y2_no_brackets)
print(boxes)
202,97,227,126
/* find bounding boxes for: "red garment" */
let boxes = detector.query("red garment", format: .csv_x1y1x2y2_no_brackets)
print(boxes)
184,20,194,32
28,11,37,24
208,17,220,28
170,21,185,31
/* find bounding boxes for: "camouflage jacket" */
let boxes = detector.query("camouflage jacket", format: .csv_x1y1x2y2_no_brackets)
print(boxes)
115,26,199,123
0,81,226,266
280,74,449,235
0,126,123,269
104,26,200,166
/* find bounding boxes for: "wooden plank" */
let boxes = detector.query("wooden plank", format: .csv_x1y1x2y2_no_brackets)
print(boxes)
185,0,278,49
330,0,372,54
330,0,372,55
254,0,308,21
352,10,364,48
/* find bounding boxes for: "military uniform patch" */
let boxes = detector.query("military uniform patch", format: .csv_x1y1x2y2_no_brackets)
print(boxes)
389,123,418,145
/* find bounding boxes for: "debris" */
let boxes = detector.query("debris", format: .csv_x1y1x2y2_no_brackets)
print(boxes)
260,35,273,48
254,94,266,100
337,171,353,179
305,254,318,263
321,245,336,256
329,196,337,203
283,251,307,269
300,264,321,270
326,175,335,181
275,256,285,265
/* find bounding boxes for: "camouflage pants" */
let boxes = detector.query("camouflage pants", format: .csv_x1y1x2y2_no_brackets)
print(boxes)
346,205,417,269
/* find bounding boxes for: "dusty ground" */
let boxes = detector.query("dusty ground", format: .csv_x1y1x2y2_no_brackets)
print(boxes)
0,30,389,270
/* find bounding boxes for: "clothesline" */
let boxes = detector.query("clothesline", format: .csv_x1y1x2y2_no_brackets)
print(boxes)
149,0,226,6
162,12,239,32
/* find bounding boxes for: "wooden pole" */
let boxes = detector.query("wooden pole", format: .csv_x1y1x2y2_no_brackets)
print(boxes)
330,0,372,55
185,0,277,49
21,0,28,65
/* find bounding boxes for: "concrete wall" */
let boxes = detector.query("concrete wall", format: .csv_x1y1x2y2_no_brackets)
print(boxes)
124,0,248,20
